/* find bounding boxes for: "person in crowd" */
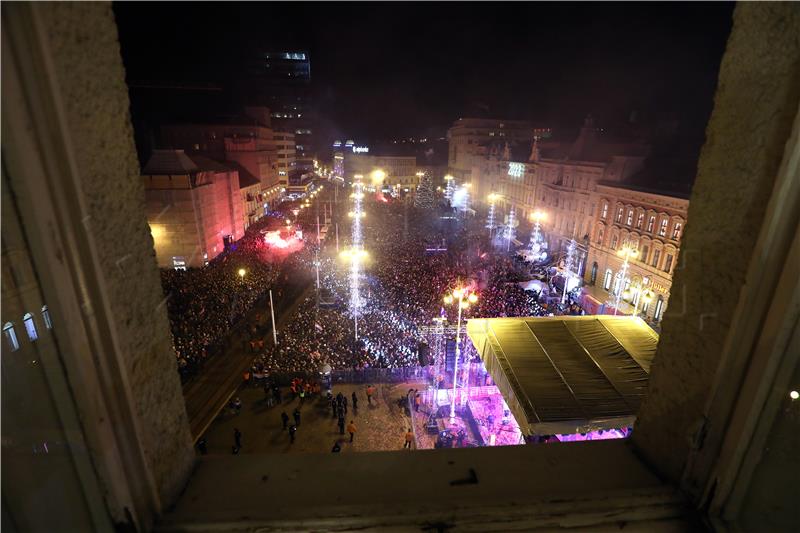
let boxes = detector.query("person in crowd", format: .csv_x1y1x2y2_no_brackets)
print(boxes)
331,441,341,453
351,391,358,411
347,420,357,443
281,411,289,430
233,428,242,449
293,407,301,427
404,429,414,449
337,416,345,435
288,424,297,444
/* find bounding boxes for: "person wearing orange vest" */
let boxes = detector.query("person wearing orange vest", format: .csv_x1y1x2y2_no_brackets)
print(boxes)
366,385,375,405
404,429,414,449
347,421,357,443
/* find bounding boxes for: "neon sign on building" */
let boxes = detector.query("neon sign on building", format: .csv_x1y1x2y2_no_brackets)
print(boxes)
508,162,525,178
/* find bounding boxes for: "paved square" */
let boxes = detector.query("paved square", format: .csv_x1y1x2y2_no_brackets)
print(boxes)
201,382,423,454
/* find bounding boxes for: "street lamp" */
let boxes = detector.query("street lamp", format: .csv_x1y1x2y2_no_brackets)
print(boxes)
238,268,246,280
528,210,548,262
614,245,638,315
443,286,478,421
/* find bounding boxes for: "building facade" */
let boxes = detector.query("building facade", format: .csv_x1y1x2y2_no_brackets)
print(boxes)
584,183,688,322
345,154,418,187
273,131,296,186
143,151,245,268
160,109,284,215
447,118,533,183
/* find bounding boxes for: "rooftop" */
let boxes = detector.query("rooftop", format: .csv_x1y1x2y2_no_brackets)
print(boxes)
142,149,198,175
467,316,659,436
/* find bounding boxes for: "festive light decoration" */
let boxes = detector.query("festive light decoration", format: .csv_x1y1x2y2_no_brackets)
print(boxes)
610,244,638,315
527,210,548,261
444,175,456,203
452,183,471,214
414,171,435,209
504,207,517,251
561,239,578,304
442,286,478,421
486,193,499,237
508,162,525,178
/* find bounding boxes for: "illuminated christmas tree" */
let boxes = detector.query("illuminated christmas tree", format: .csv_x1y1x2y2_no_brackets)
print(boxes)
414,172,435,209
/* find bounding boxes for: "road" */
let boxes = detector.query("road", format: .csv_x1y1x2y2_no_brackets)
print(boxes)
182,262,313,442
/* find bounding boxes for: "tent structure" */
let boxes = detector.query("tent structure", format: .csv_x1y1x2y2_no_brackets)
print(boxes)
466,315,659,436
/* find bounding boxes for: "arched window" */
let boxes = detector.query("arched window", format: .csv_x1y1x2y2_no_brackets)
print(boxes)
603,269,613,291
611,234,618,250
590,262,598,285
23,313,38,341
42,305,52,330
3,322,19,351
654,295,665,321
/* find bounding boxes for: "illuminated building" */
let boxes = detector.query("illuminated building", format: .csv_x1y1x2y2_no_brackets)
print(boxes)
246,50,316,169
345,154,417,188
142,151,246,268
273,131,296,186
447,117,533,184
583,183,689,323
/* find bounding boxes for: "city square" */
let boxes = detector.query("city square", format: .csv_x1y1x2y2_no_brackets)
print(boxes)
2,3,797,531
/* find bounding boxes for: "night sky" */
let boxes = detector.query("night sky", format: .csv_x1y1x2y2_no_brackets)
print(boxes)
114,2,734,141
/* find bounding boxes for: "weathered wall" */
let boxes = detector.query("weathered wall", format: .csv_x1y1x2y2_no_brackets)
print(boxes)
35,2,194,506
633,2,800,485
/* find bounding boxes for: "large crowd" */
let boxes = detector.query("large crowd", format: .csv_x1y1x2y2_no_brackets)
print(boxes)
161,216,283,380
165,190,583,381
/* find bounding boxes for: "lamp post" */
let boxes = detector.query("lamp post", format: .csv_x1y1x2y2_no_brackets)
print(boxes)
238,268,246,280
614,245,638,315
528,210,548,261
443,287,478,421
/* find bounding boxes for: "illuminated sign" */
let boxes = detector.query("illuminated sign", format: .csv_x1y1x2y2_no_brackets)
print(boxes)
508,162,525,178
333,141,342,147
352,146,369,153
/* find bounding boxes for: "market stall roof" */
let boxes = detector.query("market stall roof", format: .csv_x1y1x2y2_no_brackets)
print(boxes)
466,316,659,436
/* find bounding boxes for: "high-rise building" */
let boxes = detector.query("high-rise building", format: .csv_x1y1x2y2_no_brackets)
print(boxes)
245,51,316,169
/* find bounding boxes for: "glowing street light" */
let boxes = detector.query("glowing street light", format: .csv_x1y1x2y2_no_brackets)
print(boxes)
238,268,246,280
527,210,548,262
370,169,386,186
443,286,478,421
613,244,639,315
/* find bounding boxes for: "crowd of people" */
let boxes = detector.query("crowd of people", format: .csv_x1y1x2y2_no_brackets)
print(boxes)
161,216,284,380
165,190,583,382
248,199,566,377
